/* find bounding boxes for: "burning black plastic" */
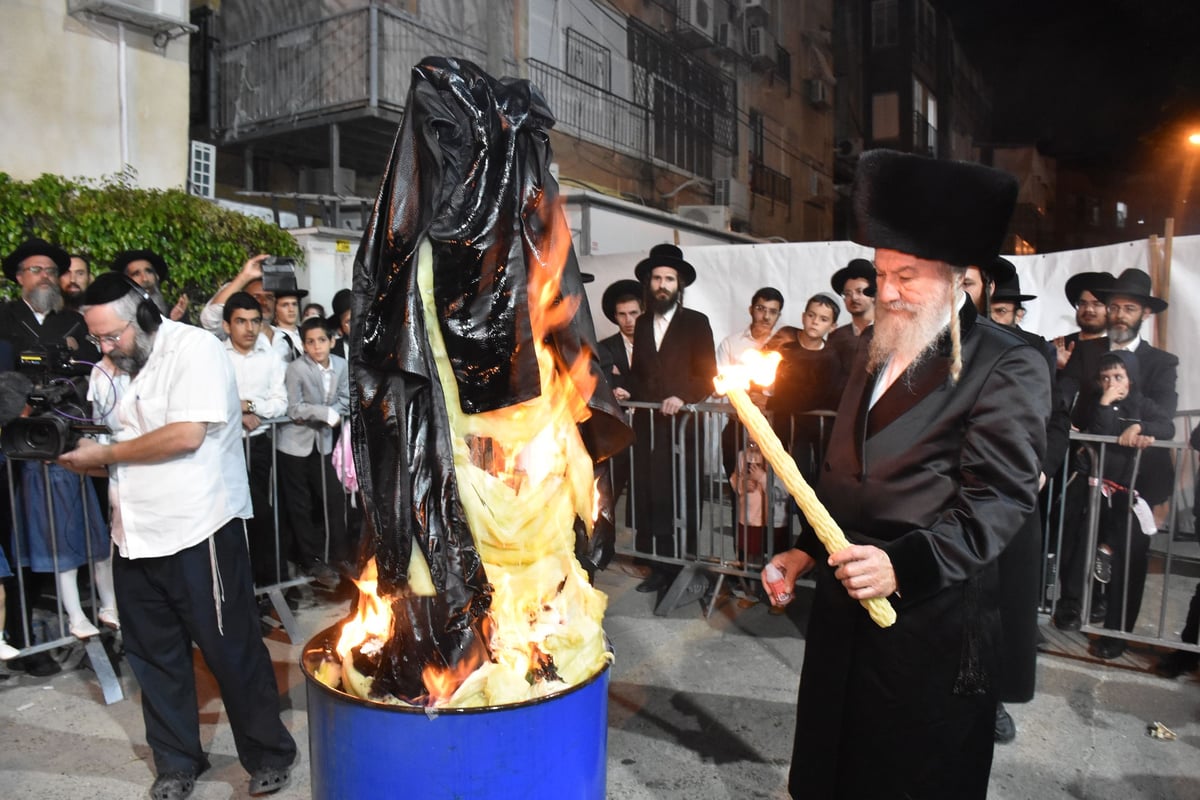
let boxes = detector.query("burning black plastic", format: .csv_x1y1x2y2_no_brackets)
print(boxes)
348,57,632,701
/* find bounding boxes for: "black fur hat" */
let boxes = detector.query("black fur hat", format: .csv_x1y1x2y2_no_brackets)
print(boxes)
852,150,1018,268
830,258,876,297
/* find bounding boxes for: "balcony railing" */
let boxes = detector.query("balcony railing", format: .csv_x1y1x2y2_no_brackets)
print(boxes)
750,159,792,208
526,59,648,161
217,5,487,137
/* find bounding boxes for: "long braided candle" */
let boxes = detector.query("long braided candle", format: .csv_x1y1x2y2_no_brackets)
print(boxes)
715,350,896,628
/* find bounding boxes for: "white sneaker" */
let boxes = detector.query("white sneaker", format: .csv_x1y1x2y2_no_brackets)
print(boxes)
69,618,101,639
98,607,120,630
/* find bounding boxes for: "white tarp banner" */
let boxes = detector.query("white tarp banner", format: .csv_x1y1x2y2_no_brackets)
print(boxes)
581,235,1200,415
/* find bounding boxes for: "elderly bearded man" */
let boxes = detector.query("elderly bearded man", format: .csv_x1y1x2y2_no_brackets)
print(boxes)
764,151,1050,799
59,273,296,800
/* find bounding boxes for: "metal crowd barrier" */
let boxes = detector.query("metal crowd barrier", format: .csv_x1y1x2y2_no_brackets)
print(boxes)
245,416,356,643
1042,414,1200,659
2,459,122,703
612,399,833,617
612,398,1200,657
0,416,357,699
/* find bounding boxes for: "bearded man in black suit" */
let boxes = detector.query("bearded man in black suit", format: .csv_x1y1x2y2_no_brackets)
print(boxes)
627,244,717,594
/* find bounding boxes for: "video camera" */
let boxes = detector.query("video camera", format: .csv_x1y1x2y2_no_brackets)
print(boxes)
0,345,109,461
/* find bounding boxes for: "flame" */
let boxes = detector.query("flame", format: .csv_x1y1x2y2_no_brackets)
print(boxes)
335,557,392,660
713,349,782,395
332,197,611,708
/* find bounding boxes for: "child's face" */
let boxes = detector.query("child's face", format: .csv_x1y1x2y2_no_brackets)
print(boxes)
304,327,333,365
1099,365,1129,396
802,302,836,340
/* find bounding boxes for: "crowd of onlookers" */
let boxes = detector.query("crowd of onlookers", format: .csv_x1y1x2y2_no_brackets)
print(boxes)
0,235,1196,688
0,240,354,676
596,243,1198,682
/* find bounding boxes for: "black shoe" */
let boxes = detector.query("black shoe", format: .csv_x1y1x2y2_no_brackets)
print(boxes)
1053,605,1081,632
994,702,1016,744
635,571,669,593
308,560,340,590
1154,649,1200,678
8,651,61,677
1093,636,1126,660
150,771,197,800
1089,599,1108,625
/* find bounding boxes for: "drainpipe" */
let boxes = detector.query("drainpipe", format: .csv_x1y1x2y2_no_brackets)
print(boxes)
118,21,129,170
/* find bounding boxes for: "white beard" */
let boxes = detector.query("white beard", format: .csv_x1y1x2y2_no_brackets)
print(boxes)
867,283,954,375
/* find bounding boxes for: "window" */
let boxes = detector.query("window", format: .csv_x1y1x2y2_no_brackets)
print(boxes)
871,0,898,49
915,0,937,64
628,19,736,177
565,28,610,91
1116,201,1128,229
912,78,938,156
749,109,765,162
189,141,216,199
871,92,900,140
775,46,791,88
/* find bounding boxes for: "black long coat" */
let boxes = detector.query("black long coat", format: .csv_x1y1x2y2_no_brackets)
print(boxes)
628,306,716,554
596,332,632,393
0,301,100,373
789,301,1049,800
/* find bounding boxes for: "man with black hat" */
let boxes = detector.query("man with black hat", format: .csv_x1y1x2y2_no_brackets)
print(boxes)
58,272,296,800
111,249,189,322
271,282,308,364
826,258,875,375
628,243,717,594
1056,268,1178,656
984,261,1070,744
1053,271,1113,370
0,237,105,676
763,151,1049,799
597,279,642,400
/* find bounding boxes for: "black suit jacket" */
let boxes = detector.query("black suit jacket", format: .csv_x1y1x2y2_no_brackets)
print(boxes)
597,333,632,393
0,301,100,374
629,307,716,404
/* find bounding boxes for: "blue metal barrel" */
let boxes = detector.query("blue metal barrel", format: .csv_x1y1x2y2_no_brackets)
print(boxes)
303,626,610,799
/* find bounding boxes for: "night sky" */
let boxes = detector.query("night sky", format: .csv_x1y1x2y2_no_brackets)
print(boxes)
942,0,1200,168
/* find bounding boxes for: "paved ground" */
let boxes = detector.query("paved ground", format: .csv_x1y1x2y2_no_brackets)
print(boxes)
1,558,1197,799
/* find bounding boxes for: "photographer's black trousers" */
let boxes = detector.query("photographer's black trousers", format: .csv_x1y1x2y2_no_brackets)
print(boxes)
113,520,296,777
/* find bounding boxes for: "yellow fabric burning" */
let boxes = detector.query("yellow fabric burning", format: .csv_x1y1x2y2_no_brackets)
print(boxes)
337,238,611,708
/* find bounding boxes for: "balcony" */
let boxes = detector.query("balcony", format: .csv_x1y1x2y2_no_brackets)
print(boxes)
213,5,488,171
750,159,792,210
526,59,648,161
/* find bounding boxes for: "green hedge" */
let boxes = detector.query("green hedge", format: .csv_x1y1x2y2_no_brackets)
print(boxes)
0,172,302,315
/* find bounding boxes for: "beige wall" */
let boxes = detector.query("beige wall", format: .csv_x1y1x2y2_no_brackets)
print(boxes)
0,0,190,189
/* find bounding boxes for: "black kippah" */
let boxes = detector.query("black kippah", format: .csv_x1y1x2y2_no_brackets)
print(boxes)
83,272,140,306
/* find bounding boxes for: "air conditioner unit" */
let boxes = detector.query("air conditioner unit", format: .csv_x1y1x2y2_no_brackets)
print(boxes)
746,25,777,67
712,153,735,181
675,0,715,43
678,205,733,231
807,78,832,109
714,22,741,55
714,178,750,220
68,0,191,31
